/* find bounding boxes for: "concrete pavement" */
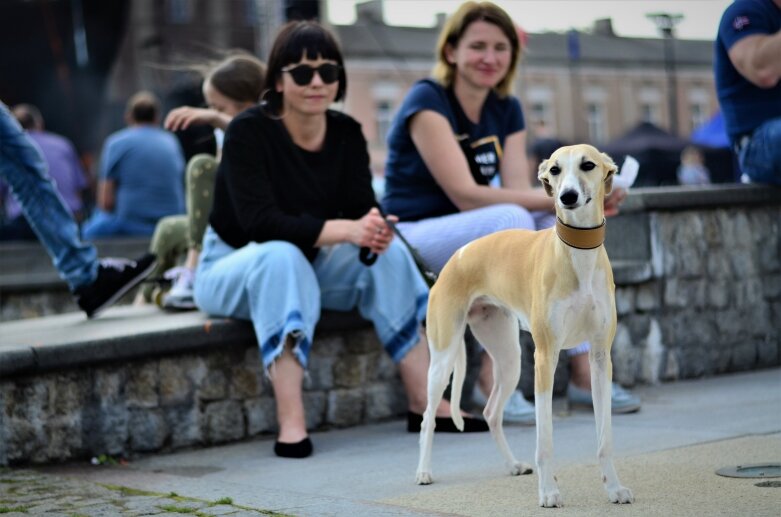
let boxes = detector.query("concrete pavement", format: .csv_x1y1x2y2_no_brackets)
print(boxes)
3,368,780,516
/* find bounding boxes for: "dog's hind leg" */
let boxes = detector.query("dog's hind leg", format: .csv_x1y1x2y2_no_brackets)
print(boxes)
415,333,462,485
469,305,532,477
589,344,634,504
532,333,563,508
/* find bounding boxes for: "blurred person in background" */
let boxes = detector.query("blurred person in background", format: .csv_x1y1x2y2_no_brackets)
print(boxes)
0,100,155,317
677,146,712,185
82,91,185,238
137,54,266,310
0,104,89,240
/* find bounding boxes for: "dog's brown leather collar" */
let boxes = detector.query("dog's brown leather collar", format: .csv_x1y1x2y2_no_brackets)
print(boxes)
555,218,606,250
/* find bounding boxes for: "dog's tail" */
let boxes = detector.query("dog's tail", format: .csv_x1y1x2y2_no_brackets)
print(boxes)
449,338,467,431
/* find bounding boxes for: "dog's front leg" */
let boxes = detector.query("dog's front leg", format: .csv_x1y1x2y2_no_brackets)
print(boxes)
590,346,634,504
533,343,563,508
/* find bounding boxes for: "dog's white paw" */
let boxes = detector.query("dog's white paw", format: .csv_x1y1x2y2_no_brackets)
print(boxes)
538,490,563,508
608,485,634,504
415,471,433,485
510,461,533,476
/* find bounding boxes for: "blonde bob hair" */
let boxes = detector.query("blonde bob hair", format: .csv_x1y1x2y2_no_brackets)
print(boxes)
431,1,522,98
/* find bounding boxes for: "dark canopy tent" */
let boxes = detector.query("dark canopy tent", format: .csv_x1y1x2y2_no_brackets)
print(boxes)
690,112,739,183
601,122,689,187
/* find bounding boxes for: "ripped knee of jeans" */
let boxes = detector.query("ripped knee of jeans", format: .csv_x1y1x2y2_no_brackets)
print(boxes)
265,330,310,384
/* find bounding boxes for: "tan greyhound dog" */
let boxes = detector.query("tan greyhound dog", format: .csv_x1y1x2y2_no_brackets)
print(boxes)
415,144,634,507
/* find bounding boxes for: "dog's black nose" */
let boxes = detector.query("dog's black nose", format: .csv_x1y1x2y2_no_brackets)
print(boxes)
559,189,579,207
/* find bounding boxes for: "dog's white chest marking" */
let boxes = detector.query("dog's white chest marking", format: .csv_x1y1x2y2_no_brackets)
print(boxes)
549,252,611,349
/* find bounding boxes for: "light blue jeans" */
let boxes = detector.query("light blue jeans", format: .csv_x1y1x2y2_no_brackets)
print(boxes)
83,209,158,239
0,101,97,290
738,116,781,186
194,227,429,369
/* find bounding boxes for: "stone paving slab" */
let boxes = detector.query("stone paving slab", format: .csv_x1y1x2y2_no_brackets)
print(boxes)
380,433,781,516
1,369,779,516
0,468,291,516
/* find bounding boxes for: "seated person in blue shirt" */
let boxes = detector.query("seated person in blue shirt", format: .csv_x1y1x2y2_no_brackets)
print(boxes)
83,91,185,238
715,0,781,185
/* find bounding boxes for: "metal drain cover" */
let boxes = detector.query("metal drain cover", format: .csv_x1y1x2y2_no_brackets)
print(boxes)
716,463,781,479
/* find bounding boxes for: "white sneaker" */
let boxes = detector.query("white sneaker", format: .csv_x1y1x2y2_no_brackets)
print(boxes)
472,387,536,425
503,391,536,425
162,267,196,310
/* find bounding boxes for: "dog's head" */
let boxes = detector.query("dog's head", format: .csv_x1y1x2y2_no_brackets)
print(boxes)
537,144,617,211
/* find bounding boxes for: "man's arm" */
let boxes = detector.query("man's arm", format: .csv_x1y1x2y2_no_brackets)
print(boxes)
96,179,115,212
728,29,781,88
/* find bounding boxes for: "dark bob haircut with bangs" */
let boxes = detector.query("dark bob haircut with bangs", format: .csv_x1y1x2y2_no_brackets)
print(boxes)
263,21,347,115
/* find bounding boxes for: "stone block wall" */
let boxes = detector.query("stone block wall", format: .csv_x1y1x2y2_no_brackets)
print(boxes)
0,328,406,465
610,206,780,385
1,186,779,466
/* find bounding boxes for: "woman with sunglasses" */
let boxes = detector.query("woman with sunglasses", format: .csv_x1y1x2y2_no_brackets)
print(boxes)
382,1,637,424
194,21,485,459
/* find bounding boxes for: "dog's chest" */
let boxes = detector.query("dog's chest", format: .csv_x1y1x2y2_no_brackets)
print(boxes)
548,265,613,348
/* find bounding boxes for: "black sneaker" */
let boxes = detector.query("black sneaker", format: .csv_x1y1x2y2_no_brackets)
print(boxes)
75,254,157,318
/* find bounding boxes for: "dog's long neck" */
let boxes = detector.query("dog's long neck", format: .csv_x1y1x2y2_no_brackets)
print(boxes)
554,199,606,250
555,218,605,250
553,203,606,286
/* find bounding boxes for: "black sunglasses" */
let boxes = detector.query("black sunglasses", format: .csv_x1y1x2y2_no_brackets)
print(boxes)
281,63,341,86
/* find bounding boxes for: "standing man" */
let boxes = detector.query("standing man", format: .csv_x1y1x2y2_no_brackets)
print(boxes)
83,91,185,238
715,0,781,185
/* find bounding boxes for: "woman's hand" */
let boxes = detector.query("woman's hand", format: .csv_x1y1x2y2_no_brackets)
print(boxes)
604,187,627,217
353,207,395,254
164,106,219,132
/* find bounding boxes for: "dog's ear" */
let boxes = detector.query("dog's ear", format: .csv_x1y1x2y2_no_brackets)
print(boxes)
601,152,617,194
537,159,554,197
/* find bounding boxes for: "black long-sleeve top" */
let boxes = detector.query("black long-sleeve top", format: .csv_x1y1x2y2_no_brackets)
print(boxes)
209,106,376,261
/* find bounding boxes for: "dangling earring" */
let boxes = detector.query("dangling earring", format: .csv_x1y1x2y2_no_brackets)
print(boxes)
260,88,284,120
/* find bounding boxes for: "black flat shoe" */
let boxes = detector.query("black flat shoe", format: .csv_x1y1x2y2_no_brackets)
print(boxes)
274,437,313,458
406,411,489,433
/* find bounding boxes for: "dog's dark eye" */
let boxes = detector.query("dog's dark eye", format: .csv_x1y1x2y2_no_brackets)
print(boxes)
580,161,596,171
549,166,561,175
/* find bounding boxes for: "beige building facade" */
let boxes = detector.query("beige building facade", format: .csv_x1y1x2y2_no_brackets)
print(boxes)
334,3,718,176
103,0,717,177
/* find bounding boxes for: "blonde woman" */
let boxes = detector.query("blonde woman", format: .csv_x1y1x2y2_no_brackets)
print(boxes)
382,1,638,422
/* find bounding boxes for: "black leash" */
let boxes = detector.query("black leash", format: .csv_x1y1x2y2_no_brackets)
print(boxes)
359,212,438,287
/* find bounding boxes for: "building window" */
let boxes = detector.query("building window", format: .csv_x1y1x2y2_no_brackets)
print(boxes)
376,100,394,146
687,88,710,132
530,102,554,137
167,0,193,24
641,103,660,125
639,86,662,125
690,103,706,132
587,103,606,144
527,86,555,137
